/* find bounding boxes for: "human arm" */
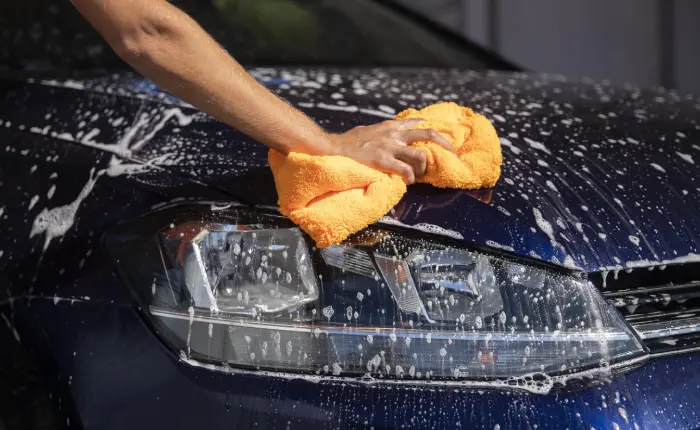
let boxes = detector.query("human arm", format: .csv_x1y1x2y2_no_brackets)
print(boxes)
71,0,452,183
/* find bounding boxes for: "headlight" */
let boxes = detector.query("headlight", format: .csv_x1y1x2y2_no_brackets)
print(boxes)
106,204,645,389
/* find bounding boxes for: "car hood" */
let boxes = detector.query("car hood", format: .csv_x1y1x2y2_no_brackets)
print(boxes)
4,68,700,273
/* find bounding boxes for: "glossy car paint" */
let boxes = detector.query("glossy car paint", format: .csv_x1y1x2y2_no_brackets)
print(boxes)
1,67,700,429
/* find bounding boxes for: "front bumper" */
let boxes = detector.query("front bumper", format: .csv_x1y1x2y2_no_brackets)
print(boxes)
9,296,700,430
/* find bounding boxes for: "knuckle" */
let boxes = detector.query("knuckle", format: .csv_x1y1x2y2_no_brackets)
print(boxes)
405,148,420,159
418,130,431,140
377,160,391,170
381,138,396,148
376,150,391,161
384,154,399,167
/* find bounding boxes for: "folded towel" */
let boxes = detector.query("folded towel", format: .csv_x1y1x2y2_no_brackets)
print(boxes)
268,151,406,248
268,102,501,248
396,102,502,189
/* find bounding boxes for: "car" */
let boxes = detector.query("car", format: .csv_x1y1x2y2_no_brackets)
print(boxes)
2,1,700,429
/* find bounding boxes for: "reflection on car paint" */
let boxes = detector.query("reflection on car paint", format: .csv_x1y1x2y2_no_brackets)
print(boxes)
1,67,700,429
3,69,699,276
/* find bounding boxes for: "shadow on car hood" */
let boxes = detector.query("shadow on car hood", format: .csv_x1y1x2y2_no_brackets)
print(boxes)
2,67,699,273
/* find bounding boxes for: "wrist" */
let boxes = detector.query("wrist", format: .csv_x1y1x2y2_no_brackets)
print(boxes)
296,130,336,156
321,132,340,156
309,131,331,156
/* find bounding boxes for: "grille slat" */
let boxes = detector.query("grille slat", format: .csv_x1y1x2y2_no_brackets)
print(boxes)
635,315,700,340
603,281,700,298
320,246,377,278
591,263,700,354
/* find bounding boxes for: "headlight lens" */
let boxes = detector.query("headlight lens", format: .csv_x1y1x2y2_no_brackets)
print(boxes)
107,204,645,384
161,222,317,315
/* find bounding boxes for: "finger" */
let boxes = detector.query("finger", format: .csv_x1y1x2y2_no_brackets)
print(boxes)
392,118,426,130
400,128,454,152
376,120,398,130
375,118,423,132
377,157,415,184
393,145,427,178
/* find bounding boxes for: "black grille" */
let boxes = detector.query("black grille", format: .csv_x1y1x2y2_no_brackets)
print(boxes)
590,262,700,355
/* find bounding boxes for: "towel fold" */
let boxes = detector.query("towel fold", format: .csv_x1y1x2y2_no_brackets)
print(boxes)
268,102,502,248
396,102,502,189
268,151,406,248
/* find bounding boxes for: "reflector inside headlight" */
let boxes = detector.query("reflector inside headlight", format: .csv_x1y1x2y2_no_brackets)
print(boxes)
107,205,645,385
160,222,317,316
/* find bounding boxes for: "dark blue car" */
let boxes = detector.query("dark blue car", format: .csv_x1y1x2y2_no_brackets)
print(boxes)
2,1,700,429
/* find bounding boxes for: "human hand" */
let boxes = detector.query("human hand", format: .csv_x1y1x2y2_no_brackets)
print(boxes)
327,119,453,184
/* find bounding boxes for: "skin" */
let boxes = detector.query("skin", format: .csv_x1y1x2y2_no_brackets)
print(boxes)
71,0,453,184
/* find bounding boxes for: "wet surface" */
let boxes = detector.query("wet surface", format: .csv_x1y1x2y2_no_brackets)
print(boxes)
6,297,700,429
1,66,700,429
1,69,699,274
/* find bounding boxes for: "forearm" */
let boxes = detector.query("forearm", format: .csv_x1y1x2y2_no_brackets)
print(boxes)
72,0,330,155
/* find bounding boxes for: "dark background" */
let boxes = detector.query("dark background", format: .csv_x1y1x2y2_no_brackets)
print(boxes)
392,0,700,94
0,0,697,94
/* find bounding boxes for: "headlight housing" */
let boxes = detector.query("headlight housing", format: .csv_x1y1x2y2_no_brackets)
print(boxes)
106,204,645,388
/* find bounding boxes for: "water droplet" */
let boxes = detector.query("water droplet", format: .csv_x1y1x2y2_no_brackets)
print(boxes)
322,306,334,318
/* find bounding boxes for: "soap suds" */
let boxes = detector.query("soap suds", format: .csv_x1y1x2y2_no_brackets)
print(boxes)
499,137,522,155
598,253,700,272
379,217,463,240
524,137,552,155
28,195,39,210
676,152,694,164
485,240,515,252
532,208,557,245
30,168,100,251
30,156,158,251
650,163,666,173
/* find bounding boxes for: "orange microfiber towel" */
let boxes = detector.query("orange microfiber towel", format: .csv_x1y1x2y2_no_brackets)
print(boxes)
396,102,502,189
268,151,407,248
268,102,502,248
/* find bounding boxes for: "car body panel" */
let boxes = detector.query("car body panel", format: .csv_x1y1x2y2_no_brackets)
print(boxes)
1,68,700,429
2,69,699,273
8,298,700,430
